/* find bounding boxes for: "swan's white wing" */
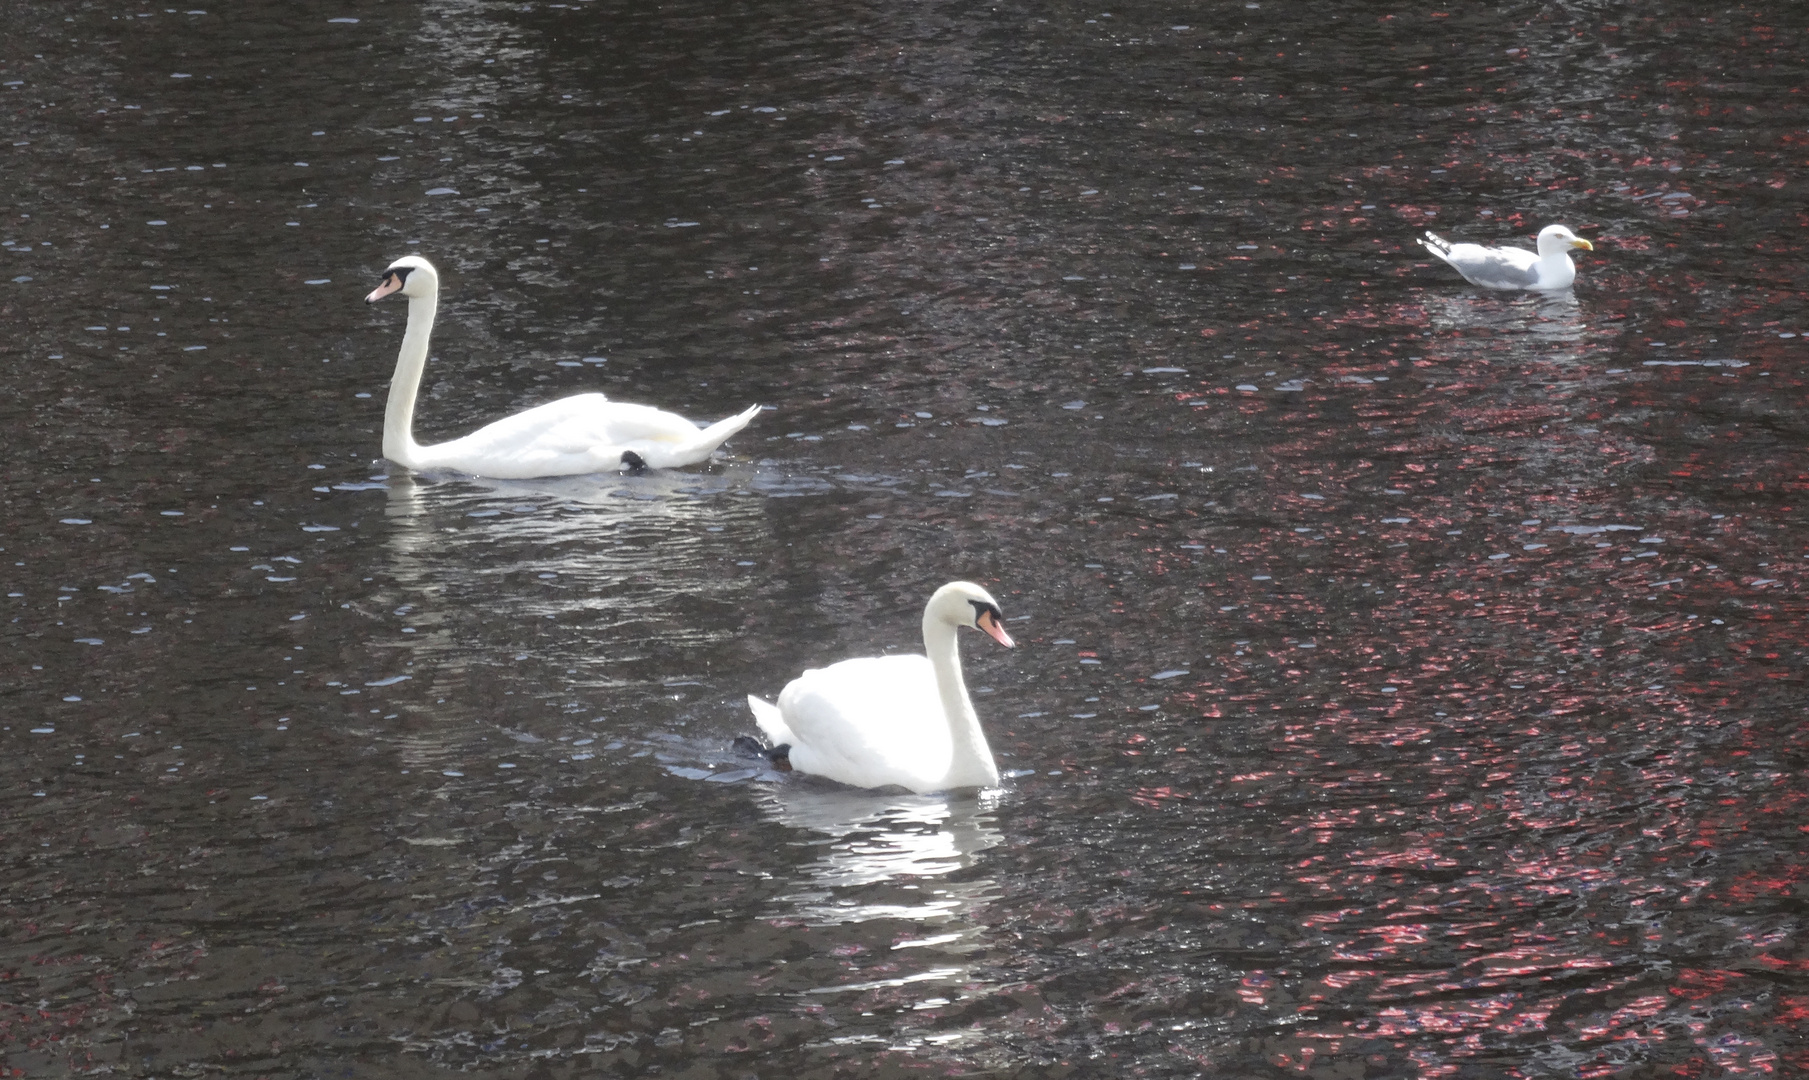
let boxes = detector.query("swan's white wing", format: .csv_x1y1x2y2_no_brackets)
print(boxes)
420,395,757,476
437,394,647,454
457,398,705,456
775,654,953,791
590,401,720,445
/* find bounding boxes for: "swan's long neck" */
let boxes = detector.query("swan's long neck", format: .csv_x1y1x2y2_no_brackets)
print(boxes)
383,289,435,468
923,614,1000,789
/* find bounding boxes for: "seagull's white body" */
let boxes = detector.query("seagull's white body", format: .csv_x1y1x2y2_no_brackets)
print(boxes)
1418,224,1595,291
365,255,760,478
747,582,1016,794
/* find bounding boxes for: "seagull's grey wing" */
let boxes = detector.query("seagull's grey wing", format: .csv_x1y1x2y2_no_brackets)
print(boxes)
1447,249,1542,290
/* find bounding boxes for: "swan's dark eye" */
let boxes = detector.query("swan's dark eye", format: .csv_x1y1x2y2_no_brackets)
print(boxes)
389,267,413,285
968,599,1002,627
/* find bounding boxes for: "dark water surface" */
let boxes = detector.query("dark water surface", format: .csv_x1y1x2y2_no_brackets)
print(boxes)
4,1,1806,1076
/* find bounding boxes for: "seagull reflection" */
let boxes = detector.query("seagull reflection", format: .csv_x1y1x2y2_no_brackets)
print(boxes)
1418,288,1584,335
1526,291,1588,345
1410,290,1588,371
756,784,1003,931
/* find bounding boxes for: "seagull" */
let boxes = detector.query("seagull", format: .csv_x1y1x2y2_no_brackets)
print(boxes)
1417,224,1595,291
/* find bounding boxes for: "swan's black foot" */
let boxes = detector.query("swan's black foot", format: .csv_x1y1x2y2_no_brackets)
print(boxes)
732,735,792,771
620,450,648,474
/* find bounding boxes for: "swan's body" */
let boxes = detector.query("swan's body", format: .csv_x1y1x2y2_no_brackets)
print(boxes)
1417,224,1594,291
746,581,1016,794
365,255,760,478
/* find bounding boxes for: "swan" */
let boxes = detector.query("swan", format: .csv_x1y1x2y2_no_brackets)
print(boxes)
744,581,1016,794
364,255,761,478
1417,224,1594,291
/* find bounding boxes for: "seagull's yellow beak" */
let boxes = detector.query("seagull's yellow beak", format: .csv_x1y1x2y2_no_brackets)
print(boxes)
1571,237,1594,251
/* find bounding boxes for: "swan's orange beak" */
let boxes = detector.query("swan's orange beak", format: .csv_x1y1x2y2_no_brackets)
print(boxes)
365,272,405,304
977,609,1015,649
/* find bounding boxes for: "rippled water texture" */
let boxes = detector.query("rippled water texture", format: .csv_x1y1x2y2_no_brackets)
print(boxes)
5,1,1807,1076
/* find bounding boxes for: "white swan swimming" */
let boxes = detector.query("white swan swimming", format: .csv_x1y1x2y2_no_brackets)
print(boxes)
365,255,761,478
1417,224,1594,291
745,581,1016,794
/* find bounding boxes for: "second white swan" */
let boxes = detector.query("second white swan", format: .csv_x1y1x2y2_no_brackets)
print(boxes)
745,581,1016,794
365,255,761,478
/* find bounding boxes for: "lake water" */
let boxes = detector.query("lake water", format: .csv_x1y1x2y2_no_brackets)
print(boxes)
4,1,1805,1076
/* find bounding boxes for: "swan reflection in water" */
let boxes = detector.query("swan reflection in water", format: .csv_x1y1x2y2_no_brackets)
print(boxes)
369,468,769,771
377,465,764,637
755,783,1004,935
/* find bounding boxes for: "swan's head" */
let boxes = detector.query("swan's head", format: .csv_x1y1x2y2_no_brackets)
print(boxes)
365,255,439,304
1536,225,1593,256
927,581,1015,648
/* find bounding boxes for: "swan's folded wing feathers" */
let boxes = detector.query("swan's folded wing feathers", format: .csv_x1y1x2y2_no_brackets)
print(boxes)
458,396,709,453
776,655,952,789
595,402,711,444
418,389,756,475
446,394,620,457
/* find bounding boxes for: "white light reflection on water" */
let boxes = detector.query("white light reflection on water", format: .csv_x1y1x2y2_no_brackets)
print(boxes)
757,785,1002,934
754,782,1005,1051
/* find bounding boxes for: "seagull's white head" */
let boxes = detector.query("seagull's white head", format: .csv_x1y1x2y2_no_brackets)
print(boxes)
1536,225,1594,256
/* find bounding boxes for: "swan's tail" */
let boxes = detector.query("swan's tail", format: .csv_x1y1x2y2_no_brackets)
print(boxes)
622,404,763,470
746,694,793,745
1418,231,1455,262
695,404,762,449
